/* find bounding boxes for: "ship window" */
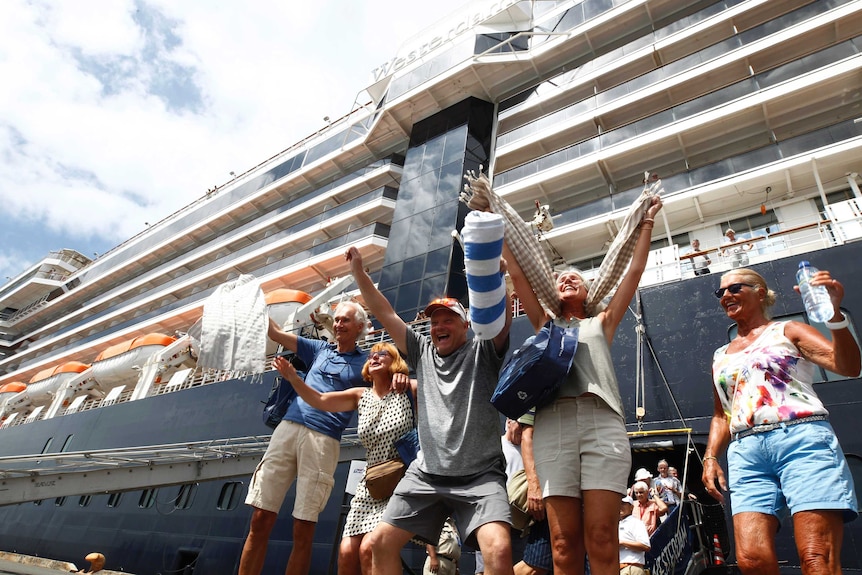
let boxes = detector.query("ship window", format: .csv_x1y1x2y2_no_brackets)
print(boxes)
139,488,157,509
217,481,243,511
175,483,198,510
33,499,43,506
55,496,66,506
79,495,91,507
729,311,858,382
40,437,54,454
107,492,123,508
59,434,74,452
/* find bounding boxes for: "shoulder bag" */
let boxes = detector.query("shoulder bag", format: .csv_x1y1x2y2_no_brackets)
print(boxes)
491,321,578,420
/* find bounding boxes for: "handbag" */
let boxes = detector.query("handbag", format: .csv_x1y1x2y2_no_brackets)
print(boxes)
364,458,406,500
261,354,305,429
491,321,578,420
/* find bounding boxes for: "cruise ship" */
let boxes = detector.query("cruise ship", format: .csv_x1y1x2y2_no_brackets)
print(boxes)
1,0,861,573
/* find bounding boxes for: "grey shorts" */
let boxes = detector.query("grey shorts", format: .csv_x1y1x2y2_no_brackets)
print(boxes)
381,463,511,548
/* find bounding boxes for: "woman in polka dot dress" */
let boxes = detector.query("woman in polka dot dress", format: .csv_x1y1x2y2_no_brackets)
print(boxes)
275,341,415,575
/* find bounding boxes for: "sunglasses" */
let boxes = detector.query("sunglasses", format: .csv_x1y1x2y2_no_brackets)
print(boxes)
714,283,754,299
369,350,391,360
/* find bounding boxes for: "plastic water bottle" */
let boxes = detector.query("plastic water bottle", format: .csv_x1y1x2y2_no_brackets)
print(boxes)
796,261,833,323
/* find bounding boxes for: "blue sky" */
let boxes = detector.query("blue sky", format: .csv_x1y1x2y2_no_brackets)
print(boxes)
0,0,470,282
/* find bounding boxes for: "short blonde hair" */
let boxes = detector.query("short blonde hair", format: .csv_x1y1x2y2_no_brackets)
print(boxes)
720,268,777,316
361,342,409,382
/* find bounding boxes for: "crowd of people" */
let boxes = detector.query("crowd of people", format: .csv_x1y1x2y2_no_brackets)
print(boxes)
235,191,860,575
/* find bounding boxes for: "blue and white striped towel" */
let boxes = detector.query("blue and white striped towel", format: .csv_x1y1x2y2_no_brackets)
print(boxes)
462,211,506,340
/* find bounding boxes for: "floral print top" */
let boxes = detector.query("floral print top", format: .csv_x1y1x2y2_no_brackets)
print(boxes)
712,321,827,434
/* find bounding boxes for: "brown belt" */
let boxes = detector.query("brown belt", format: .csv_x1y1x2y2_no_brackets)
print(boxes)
620,563,644,569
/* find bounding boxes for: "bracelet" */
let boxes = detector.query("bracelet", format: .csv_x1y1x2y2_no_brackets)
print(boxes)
642,218,654,224
825,317,849,330
703,455,718,462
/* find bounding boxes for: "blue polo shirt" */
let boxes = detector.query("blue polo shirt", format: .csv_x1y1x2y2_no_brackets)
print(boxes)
283,337,367,440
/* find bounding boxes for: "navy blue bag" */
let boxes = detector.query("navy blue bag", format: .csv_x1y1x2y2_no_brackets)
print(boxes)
491,321,578,419
394,386,419,465
262,354,305,429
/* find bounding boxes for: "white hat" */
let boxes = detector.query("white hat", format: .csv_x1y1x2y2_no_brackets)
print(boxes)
621,495,635,505
634,467,652,480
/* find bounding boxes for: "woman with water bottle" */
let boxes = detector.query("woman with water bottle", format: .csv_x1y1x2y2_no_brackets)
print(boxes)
701,265,860,575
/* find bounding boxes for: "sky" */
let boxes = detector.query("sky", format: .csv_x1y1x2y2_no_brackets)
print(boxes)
0,0,472,283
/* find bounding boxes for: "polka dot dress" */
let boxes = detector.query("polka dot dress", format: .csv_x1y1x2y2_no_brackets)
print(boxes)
343,388,414,537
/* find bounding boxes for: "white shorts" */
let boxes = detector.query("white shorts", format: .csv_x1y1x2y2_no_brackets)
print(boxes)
245,420,340,521
534,396,631,498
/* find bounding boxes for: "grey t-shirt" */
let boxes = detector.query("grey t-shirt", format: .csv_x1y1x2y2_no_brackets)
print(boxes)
405,328,507,477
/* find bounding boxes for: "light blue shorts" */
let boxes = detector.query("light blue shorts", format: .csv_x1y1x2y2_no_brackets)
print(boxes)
727,420,858,522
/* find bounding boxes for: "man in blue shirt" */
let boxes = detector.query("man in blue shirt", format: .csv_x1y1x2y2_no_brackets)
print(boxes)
238,301,368,575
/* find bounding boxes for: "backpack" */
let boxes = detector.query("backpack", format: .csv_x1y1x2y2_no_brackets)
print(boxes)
261,354,305,429
491,321,578,420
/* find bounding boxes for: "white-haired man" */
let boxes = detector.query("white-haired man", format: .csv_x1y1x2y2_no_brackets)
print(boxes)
239,301,369,575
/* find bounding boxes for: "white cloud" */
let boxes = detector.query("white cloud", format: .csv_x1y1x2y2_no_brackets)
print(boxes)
0,0,470,282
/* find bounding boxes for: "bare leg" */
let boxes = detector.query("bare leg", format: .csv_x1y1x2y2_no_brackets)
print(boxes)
238,507,277,575
285,518,316,575
339,534,364,575
474,521,514,575
366,522,413,575
581,490,623,575
545,495,585,575
513,561,547,575
733,512,780,575
793,510,844,575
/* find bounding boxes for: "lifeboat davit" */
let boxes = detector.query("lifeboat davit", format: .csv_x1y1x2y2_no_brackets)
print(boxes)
90,333,176,389
25,362,90,406
265,289,313,355
0,382,27,413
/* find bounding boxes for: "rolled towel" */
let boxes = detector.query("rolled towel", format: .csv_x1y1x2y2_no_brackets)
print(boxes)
462,211,506,340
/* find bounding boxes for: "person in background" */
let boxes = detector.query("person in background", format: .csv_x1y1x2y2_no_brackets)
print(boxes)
274,342,414,575
618,496,650,575
632,468,652,491
721,229,753,269
689,239,711,276
703,267,860,575
239,302,369,575
425,518,462,575
631,481,667,536
504,196,663,575
346,246,514,575
653,460,681,513
477,419,527,573
515,409,553,575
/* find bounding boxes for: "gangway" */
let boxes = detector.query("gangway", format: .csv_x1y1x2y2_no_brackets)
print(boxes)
0,433,365,506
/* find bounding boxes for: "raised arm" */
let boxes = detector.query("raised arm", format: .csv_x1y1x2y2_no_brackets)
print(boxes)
345,247,409,353
602,196,662,341
493,258,513,355
268,316,299,352
786,271,861,377
274,356,362,412
503,242,550,332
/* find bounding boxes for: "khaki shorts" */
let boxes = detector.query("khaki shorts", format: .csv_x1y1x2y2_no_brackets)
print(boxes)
534,396,631,498
245,420,340,521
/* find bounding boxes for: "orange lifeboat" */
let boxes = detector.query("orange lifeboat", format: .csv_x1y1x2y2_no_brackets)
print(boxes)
91,333,177,389
265,289,313,354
